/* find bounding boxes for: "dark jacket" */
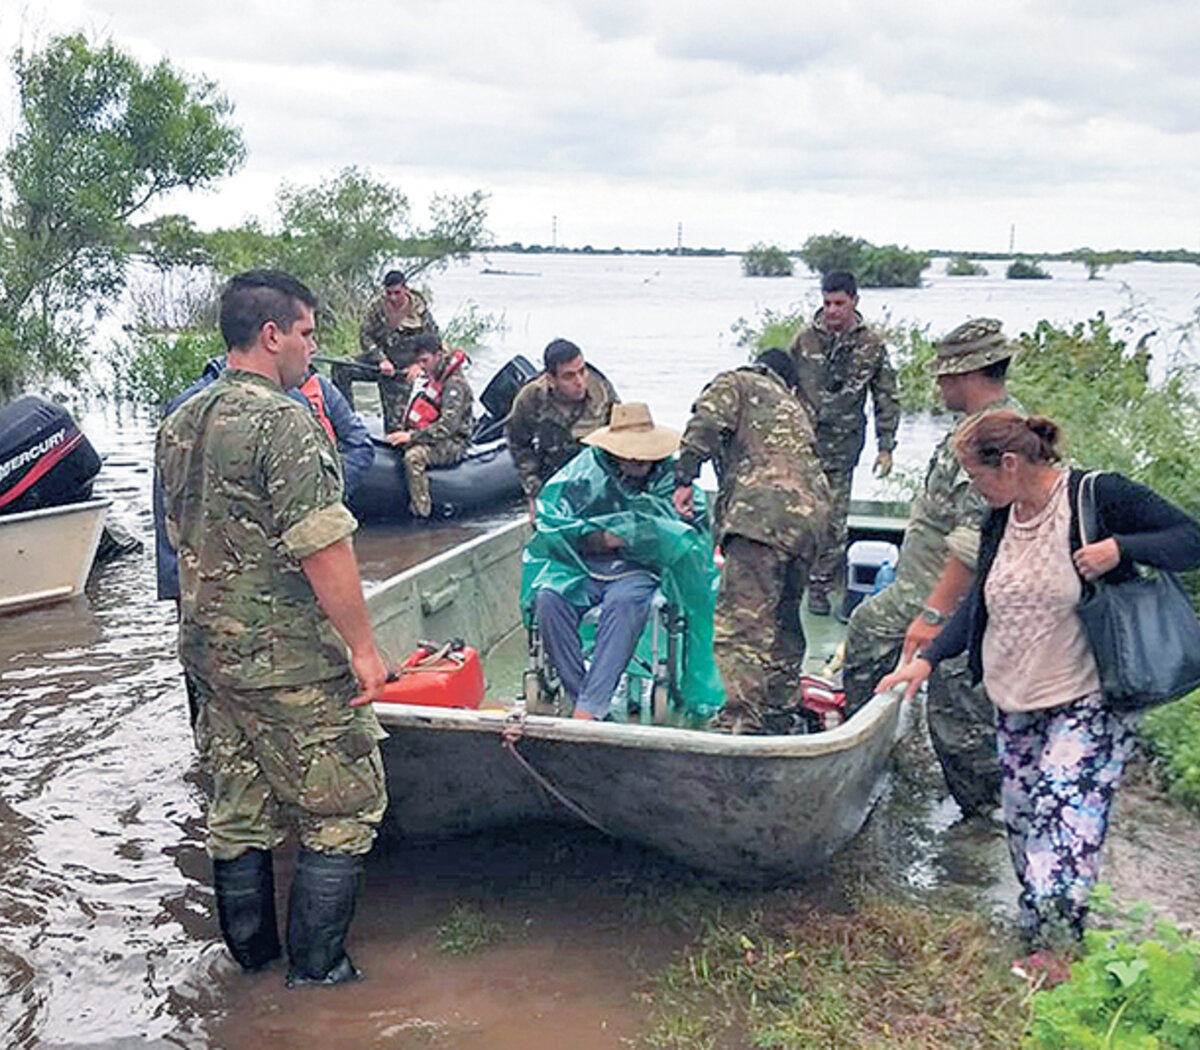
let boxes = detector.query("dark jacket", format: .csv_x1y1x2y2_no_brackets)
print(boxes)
926,469,1200,684
153,358,374,600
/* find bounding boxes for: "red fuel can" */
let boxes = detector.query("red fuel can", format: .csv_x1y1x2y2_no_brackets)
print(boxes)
377,645,485,708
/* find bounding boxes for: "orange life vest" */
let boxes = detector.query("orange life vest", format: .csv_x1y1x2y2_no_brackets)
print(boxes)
406,349,468,429
299,372,336,444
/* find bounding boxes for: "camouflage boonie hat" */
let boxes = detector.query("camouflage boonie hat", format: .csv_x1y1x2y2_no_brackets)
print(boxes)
927,318,1016,376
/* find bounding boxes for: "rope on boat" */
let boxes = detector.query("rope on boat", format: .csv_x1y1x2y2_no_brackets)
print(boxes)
500,710,613,837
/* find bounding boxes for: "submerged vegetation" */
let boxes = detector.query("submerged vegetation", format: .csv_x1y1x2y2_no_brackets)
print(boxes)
799,232,930,288
742,243,794,277
1007,257,1052,280
947,255,988,276
434,902,507,955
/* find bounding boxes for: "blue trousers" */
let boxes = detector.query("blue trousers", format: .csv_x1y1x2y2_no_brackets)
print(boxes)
535,572,658,718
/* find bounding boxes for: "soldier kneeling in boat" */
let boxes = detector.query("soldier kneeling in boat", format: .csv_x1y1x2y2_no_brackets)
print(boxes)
522,403,723,721
674,350,832,734
384,334,473,518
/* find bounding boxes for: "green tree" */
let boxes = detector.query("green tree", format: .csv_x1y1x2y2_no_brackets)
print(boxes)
0,33,244,398
202,166,490,356
1070,248,1132,279
798,231,867,276
858,243,929,288
741,242,794,277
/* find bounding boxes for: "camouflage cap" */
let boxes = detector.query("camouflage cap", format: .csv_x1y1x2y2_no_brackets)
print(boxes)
926,318,1016,376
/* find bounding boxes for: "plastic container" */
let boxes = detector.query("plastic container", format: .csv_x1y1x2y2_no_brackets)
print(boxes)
873,559,896,593
377,645,485,708
840,539,901,618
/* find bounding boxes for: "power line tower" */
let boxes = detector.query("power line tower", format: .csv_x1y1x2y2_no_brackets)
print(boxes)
552,215,558,250
676,222,683,253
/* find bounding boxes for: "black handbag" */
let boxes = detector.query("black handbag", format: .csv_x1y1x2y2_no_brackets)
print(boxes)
1076,471,1200,711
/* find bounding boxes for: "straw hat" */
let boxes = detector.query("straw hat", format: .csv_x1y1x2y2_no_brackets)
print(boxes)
926,317,1017,376
581,402,680,461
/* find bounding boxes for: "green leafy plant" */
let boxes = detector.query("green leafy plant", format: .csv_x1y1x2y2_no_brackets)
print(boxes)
1024,893,1200,1049
1138,691,1200,811
741,243,794,277
109,326,225,407
730,305,808,358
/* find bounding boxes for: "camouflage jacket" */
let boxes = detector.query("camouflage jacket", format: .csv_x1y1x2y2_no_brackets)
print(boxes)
675,365,831,556
410,367,473,453
505,365,619,498
156,370,358,690
893,392,1026,594
790,310,899,475
358,290,439,368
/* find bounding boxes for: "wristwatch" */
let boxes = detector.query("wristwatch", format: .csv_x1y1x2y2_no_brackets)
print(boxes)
921,605,949,626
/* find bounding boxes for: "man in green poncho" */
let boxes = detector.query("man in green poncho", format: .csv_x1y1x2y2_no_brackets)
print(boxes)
521,403,723,721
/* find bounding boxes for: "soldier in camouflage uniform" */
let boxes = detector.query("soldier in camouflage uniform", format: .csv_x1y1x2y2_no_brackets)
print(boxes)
358,269,440,431
506,338,620,520
384,334,474,518
157,271,388,987
844,318,1023,817
790,272,900,615
674,350,831,734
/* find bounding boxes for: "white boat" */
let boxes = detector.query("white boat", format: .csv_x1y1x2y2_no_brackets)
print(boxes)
366,505,908,881
0,498,110,614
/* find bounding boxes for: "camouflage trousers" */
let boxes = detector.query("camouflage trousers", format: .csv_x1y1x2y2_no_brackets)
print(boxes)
403,440,467,517
809,468,853,596
843,584,1000,816
190,671,388,861
713,534,815,734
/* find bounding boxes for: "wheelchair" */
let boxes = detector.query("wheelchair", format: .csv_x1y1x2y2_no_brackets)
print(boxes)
523,590,686,725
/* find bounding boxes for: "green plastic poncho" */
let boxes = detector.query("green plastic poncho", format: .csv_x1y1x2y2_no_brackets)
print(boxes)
520,447,725,717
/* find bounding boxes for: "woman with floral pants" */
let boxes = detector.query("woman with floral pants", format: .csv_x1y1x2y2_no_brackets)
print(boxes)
880,408,1200,981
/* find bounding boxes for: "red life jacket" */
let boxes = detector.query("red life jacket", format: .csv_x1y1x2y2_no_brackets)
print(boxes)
406,349,468,429
299,372,336,443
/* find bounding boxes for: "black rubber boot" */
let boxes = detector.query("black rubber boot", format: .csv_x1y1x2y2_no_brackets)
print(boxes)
286,849,365,987
212,849,282,972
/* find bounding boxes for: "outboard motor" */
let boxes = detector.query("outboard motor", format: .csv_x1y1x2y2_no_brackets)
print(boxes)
472,354,538,444
0,396,102,515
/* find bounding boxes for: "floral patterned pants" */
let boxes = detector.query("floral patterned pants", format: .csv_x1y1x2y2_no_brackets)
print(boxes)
997,691,1137,948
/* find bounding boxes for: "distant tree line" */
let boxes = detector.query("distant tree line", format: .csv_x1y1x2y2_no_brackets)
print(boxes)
493,243,729,257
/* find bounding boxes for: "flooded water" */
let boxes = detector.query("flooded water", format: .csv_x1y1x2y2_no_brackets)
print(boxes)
3,255,1200,1048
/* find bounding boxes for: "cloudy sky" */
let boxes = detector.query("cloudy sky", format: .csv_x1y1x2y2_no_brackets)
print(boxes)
2,0,1198,253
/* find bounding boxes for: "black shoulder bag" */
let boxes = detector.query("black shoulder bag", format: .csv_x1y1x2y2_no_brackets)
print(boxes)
1076,471,1200,711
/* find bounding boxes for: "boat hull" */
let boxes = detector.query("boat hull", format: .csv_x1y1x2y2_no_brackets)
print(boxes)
366,515,907,881
0,498,110,614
